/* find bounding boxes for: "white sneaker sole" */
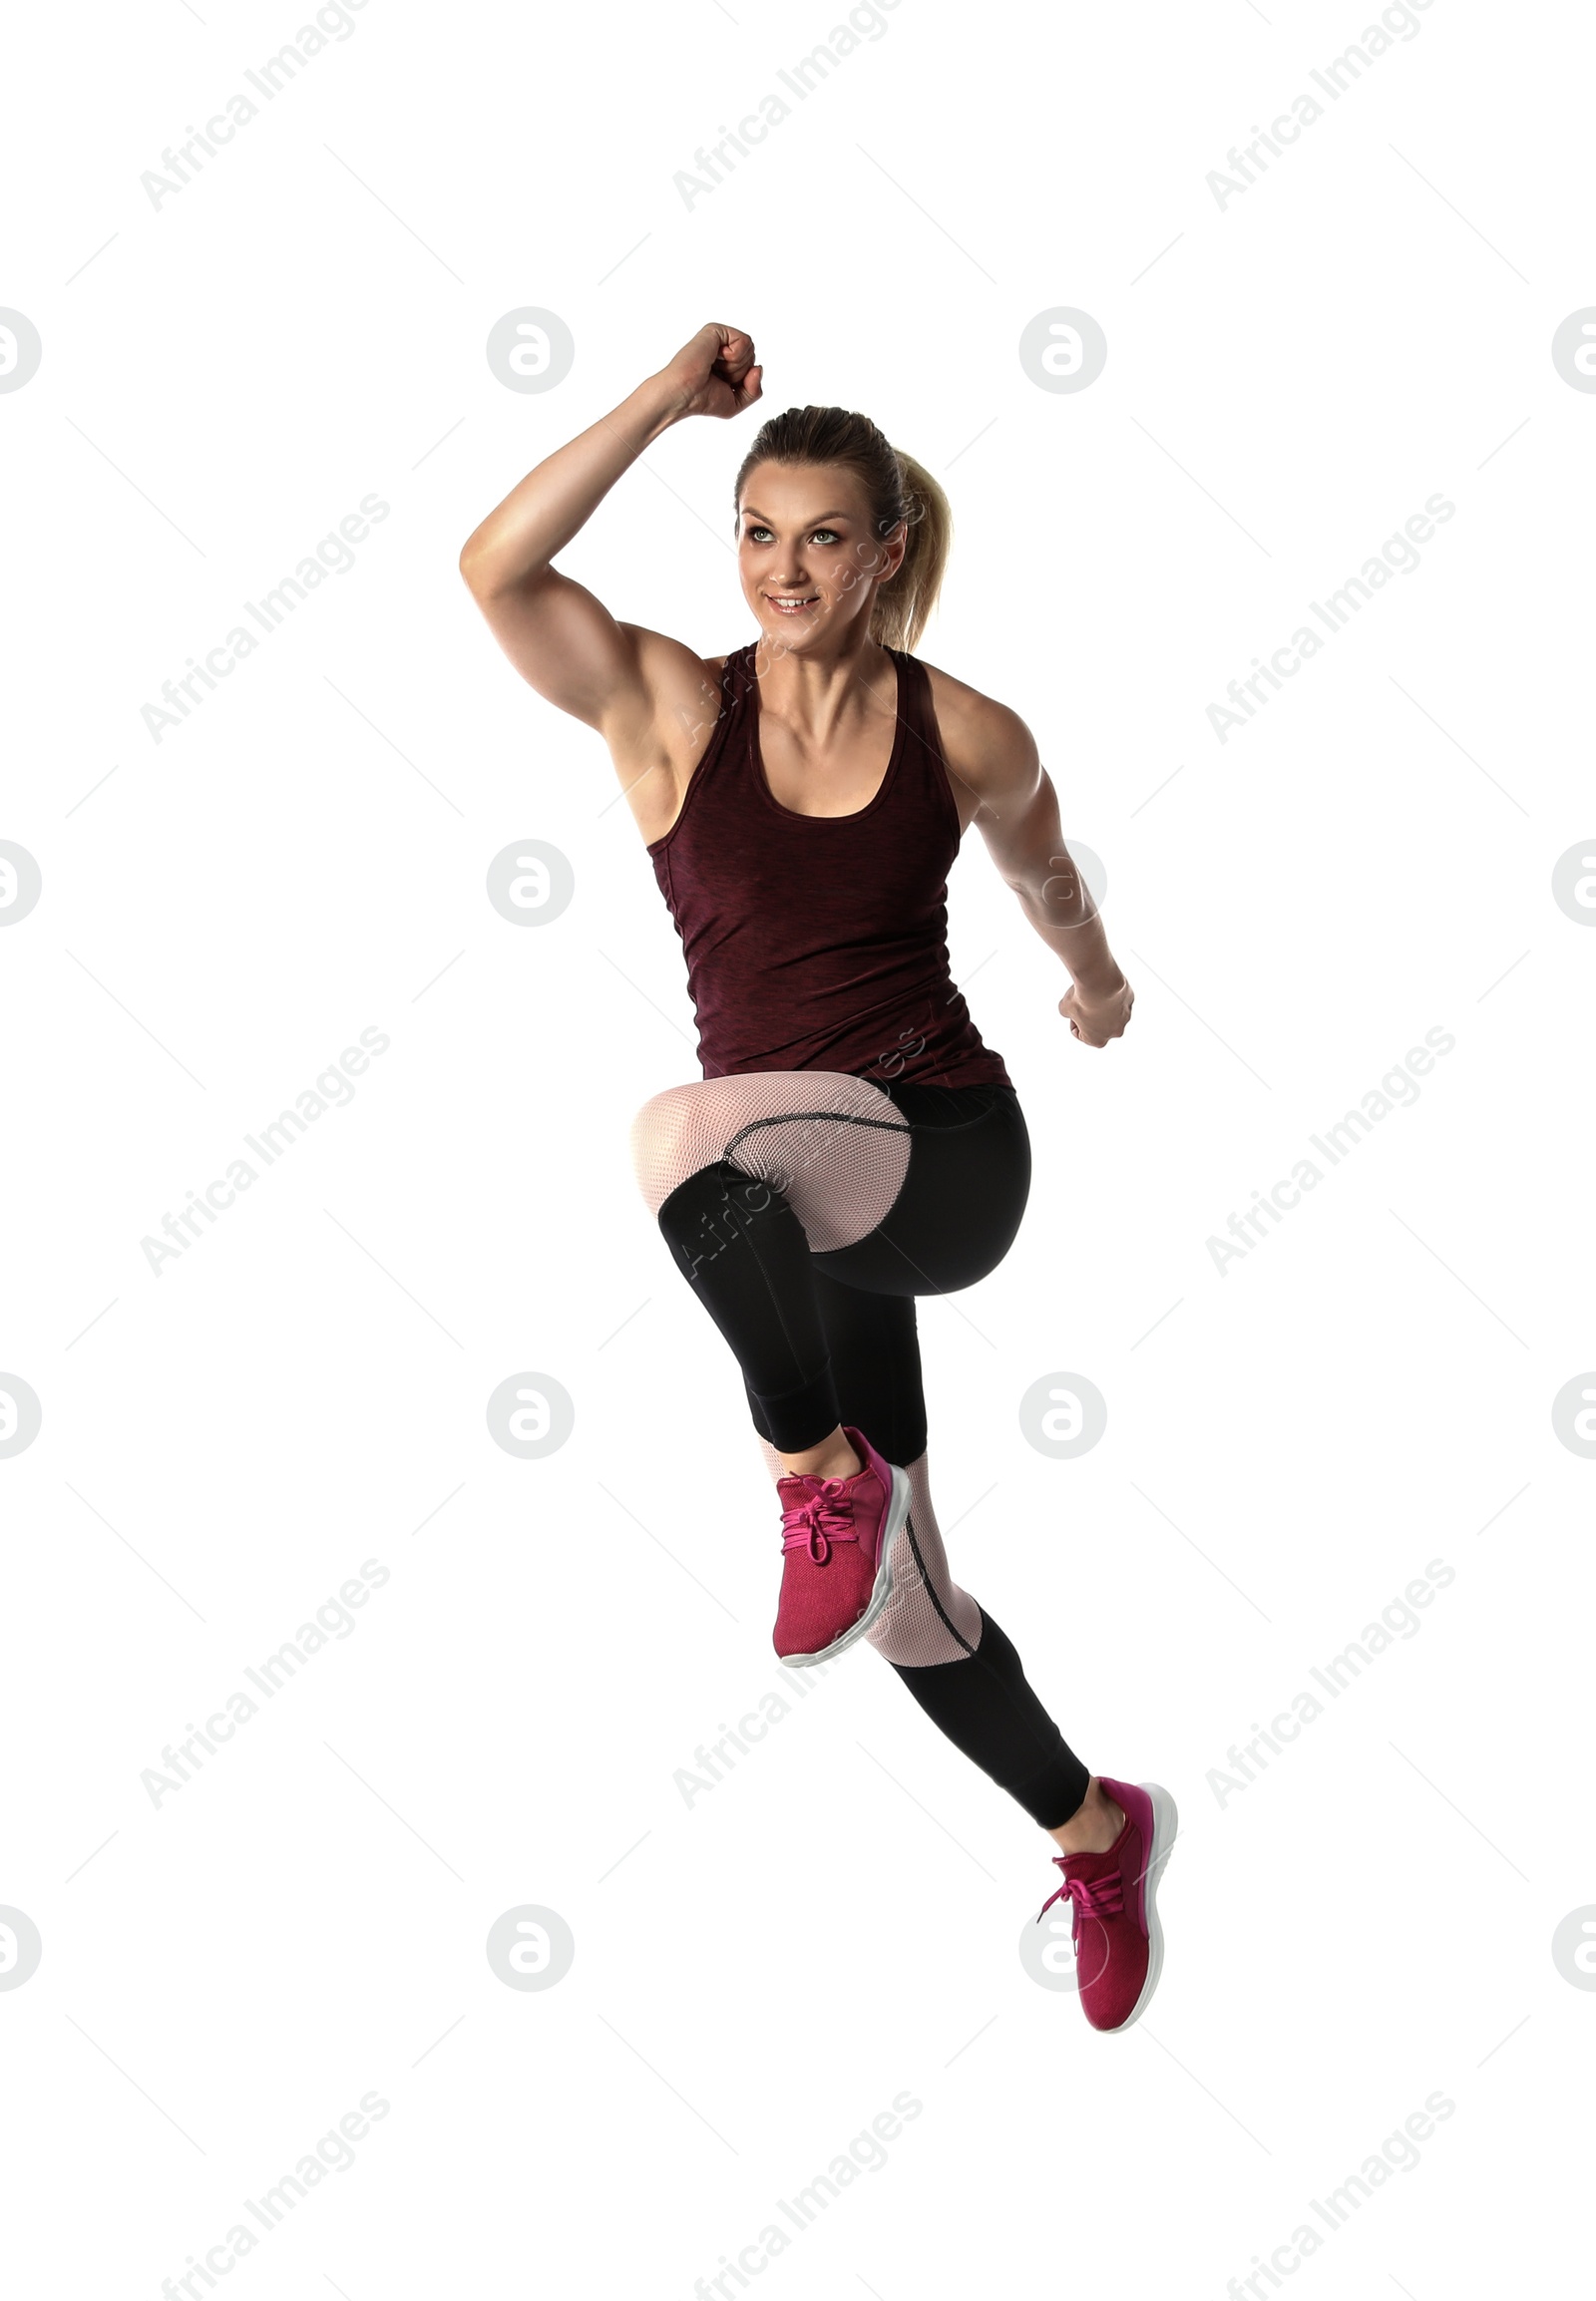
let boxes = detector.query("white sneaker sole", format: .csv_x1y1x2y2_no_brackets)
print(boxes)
777,1464,911,1669
1111,1780,1179,2032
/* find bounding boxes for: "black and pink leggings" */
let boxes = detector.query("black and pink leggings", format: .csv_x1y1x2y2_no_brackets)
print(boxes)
629,1070,1091,1832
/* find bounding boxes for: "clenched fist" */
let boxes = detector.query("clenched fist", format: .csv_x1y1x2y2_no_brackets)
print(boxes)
663,323,764,422
1059,976,1134,1047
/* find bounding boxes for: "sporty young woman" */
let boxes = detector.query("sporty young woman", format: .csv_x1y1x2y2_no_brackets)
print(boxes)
459,322,1175,2032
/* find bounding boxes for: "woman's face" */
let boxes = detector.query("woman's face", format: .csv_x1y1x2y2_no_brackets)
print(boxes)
735,461,905,651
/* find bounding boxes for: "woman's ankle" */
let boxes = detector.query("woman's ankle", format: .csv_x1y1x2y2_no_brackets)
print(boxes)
1046,1776,1125,1858
777,1426,862,1481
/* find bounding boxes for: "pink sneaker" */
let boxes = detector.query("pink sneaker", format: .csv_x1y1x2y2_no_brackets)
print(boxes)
1034,1776,1177,2032
773,1424,909,1668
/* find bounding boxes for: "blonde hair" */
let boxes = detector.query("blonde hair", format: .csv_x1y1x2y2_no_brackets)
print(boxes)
732,405,952,653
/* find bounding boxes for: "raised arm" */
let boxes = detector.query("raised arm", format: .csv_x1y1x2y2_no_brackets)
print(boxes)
457,324,763,811
949,690,1133,1048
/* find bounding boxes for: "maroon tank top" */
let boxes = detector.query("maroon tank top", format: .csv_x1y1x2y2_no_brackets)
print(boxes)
646,642,1013,1090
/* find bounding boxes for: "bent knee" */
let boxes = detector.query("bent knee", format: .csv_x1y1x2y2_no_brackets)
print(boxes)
628,1084,728,1218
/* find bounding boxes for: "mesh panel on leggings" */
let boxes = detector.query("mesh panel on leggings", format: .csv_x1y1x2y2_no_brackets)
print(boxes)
629,1072,912,1253
752,1437,981,1665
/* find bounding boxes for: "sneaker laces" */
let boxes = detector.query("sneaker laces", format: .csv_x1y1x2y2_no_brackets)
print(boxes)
780,1478,857,1565
1035,1861,1124,1927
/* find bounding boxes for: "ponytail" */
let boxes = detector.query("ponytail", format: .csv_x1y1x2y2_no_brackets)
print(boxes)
873,449,952,653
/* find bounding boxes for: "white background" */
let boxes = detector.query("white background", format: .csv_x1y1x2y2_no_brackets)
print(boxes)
2,0,1590,2293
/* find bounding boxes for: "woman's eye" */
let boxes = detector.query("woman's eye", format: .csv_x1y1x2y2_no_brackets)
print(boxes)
810,529,839,545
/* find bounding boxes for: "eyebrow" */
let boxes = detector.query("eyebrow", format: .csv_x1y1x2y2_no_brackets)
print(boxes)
739,508,854,527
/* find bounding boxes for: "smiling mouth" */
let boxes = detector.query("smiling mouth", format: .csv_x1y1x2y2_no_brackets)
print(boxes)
766,592,820,611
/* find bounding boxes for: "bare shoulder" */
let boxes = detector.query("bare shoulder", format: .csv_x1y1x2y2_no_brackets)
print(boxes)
919,657,1041,821
615,624,728,769
603,626,732,846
